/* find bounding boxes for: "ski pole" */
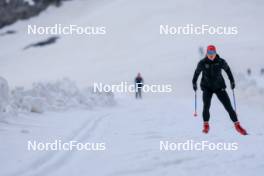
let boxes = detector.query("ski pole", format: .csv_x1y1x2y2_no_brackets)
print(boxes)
232,89,237,113
193,91,198,117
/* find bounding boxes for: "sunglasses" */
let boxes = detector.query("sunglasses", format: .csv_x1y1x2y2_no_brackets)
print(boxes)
207,50,216,55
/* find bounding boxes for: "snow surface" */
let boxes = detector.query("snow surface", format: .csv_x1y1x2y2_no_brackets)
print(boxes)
0,0,264,176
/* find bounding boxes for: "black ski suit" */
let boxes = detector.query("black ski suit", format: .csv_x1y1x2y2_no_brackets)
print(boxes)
135,76,143,99
192,55,238,122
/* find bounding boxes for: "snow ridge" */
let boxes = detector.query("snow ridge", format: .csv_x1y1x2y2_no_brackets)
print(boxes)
0,77,115,122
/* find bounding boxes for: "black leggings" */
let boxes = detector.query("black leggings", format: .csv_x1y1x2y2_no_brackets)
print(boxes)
135,88,142,99
203,89,238,122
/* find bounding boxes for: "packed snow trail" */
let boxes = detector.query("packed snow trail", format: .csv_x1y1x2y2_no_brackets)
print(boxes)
1,94,263,176
48,95,264,176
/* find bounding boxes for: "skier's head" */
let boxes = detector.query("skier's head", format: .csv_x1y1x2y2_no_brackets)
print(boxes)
206,45,217,60
137,72,141,77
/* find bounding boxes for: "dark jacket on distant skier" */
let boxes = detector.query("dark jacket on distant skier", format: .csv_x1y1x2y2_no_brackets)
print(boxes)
192,54,235,91
135,76,143,88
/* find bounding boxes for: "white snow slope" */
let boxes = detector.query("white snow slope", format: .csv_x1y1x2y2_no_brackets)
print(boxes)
0,0,264,176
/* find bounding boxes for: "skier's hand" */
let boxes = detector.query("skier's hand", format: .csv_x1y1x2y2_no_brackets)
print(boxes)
231,82,235,89
193,83,197,91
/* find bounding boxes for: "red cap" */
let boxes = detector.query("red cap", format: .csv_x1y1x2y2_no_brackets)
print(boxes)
207,45,216,52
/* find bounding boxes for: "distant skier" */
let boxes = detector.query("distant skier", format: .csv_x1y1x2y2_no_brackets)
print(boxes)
261,68,264,75
247,68,252,76
135,73,144,99
192,45,248,135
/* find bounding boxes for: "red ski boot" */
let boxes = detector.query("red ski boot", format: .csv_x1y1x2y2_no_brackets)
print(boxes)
234,122,248,135
202,122,209,134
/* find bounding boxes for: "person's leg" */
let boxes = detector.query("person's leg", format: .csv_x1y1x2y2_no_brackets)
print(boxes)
202,90,213,134
202,90,213,122
138,88,142,98
215,89,248,135
215,90,238,122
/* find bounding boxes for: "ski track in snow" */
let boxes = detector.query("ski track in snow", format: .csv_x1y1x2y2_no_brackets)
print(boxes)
39,96,264,176
5,113,110,176
1,95,264,176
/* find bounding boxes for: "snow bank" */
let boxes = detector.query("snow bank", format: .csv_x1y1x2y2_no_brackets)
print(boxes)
0,77,10,122
0,78,115,121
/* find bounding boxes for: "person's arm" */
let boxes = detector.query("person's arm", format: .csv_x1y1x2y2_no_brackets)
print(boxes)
222,59,235,89
192,61,203,91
